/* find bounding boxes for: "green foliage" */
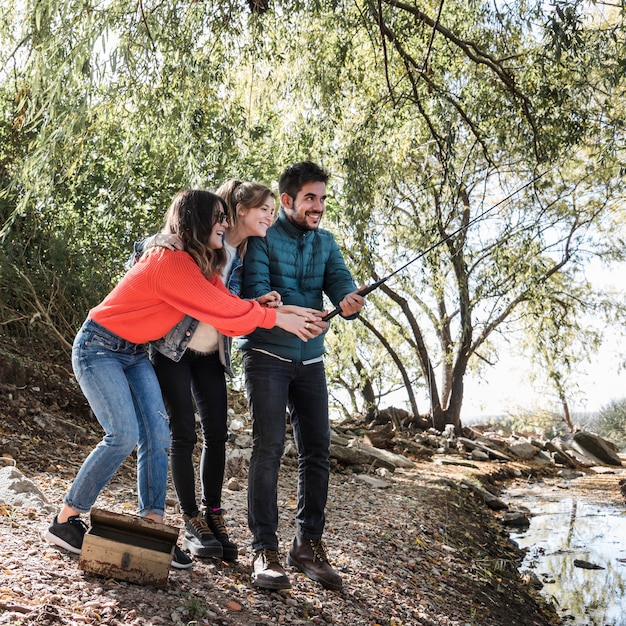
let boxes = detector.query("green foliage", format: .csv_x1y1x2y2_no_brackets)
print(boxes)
0,0,280,342
0,0,624,428
488,409,567,440
589,398,626,451
316,0,626,428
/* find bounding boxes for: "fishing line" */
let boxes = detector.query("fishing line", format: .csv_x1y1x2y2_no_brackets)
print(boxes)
322,170,548,321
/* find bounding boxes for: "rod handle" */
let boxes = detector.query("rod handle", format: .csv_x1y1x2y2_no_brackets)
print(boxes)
321,281,382,322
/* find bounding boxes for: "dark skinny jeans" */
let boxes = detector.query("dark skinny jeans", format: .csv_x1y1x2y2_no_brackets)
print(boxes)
244,349,330,552
151,349,228,517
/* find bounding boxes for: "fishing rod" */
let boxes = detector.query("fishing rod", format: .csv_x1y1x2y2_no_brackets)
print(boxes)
322,171,547,321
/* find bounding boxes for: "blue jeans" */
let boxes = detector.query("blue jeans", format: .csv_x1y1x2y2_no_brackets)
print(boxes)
151,349,228,516
67,318,170,517
243,350,330,551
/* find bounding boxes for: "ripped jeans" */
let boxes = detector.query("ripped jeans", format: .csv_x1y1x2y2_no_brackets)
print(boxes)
67,318,170,517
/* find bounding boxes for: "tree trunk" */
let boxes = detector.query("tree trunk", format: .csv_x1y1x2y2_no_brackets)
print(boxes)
560,389,575,432
360,316,421,419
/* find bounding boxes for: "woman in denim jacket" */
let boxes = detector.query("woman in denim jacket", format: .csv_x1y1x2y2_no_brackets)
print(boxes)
139,180,280,562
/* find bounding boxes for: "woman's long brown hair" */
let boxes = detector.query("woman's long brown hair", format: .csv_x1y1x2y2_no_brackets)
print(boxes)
162,190,227,279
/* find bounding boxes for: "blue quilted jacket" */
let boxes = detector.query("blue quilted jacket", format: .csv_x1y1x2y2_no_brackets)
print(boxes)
239,211,357,361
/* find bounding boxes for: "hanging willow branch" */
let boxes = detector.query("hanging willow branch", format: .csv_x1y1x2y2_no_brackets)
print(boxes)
372,0,542,162
420,0,444,75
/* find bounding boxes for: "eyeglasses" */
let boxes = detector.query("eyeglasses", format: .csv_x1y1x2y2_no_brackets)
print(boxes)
215,212,229,224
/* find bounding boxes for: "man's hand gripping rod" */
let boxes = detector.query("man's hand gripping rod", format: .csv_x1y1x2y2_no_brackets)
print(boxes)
321,260,415,321
322,172,547,322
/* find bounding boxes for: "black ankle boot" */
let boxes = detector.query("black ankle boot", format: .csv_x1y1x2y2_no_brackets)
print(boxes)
205,509,239,561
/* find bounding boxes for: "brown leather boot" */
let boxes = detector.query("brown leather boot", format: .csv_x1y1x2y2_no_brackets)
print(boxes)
287,536,343,590
251,549,291,590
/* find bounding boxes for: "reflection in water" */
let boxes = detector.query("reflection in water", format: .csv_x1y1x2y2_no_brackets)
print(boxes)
511,495,626,625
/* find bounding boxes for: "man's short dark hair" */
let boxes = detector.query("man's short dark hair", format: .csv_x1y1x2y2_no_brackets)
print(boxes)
279,161,330,199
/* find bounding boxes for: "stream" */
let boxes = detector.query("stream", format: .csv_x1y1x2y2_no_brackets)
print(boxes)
508,467,626,626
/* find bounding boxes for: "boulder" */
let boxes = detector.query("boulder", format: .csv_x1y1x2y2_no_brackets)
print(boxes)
546,437,580,469
460,478,508,511
571,431,622,466
508,440,538,460
0,466,56,513
330,440,415,470
501,510,531,529
457,437,512,461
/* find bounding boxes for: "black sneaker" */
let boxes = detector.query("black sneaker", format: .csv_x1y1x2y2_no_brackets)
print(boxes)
171,545,193,569
182,514,223,558
44,514,88,554
205,509,239,561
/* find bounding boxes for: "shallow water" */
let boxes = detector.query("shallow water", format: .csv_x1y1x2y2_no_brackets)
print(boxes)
510,480,626,626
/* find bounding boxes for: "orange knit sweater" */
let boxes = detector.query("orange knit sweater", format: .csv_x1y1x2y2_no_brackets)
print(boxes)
89,248,276,344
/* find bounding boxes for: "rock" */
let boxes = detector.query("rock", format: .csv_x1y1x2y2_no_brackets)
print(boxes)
573,559,605,570
457,437,512,461
229,418,245,431
354,474,390,489
232,433,253,449
225,477,241,491
545,440,584,468
0,466,56,513
533,450,553,464
438,458,479,468
283,441,297,457
508,440,538,460
460,478,508,511
395,437,435,459
226,600,242,611
571,431,622,466
556,468,584,479
330,440,414,470
469,449,490,461
550,432,622,467
501,510,530,529
224,448,250,480
475,436,509,453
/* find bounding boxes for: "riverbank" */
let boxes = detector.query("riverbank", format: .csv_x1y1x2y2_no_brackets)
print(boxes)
0,336,584,625
508,464,626,625
1,458,566,626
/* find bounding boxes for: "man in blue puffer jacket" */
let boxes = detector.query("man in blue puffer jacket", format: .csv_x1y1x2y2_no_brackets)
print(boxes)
240,161,365,591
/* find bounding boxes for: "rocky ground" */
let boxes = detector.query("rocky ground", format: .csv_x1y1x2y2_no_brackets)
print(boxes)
0,335,619,626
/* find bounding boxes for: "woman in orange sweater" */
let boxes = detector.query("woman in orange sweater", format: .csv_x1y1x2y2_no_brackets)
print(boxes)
44,190,325,568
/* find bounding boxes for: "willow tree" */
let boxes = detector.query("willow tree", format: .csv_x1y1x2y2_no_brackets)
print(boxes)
336,0,626,431
244,0,625,431
0,1,287,339
1,0,624,432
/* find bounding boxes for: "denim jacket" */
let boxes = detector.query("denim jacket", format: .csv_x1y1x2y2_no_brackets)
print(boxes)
131,239,243,377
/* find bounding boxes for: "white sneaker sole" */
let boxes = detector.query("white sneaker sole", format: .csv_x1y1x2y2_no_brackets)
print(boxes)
43,530,82,555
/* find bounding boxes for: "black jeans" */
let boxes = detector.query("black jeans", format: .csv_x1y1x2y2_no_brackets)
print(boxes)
152,349,227,517
243,350,330,551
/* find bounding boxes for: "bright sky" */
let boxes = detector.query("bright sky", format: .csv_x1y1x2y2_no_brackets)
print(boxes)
462,338,626,419
462,260,626,420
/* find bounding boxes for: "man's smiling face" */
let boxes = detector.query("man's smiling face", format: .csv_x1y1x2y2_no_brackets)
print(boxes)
282,181,327,231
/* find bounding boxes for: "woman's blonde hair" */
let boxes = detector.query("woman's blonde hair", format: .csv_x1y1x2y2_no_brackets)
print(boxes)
216,179,275,259
162,190,227,279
